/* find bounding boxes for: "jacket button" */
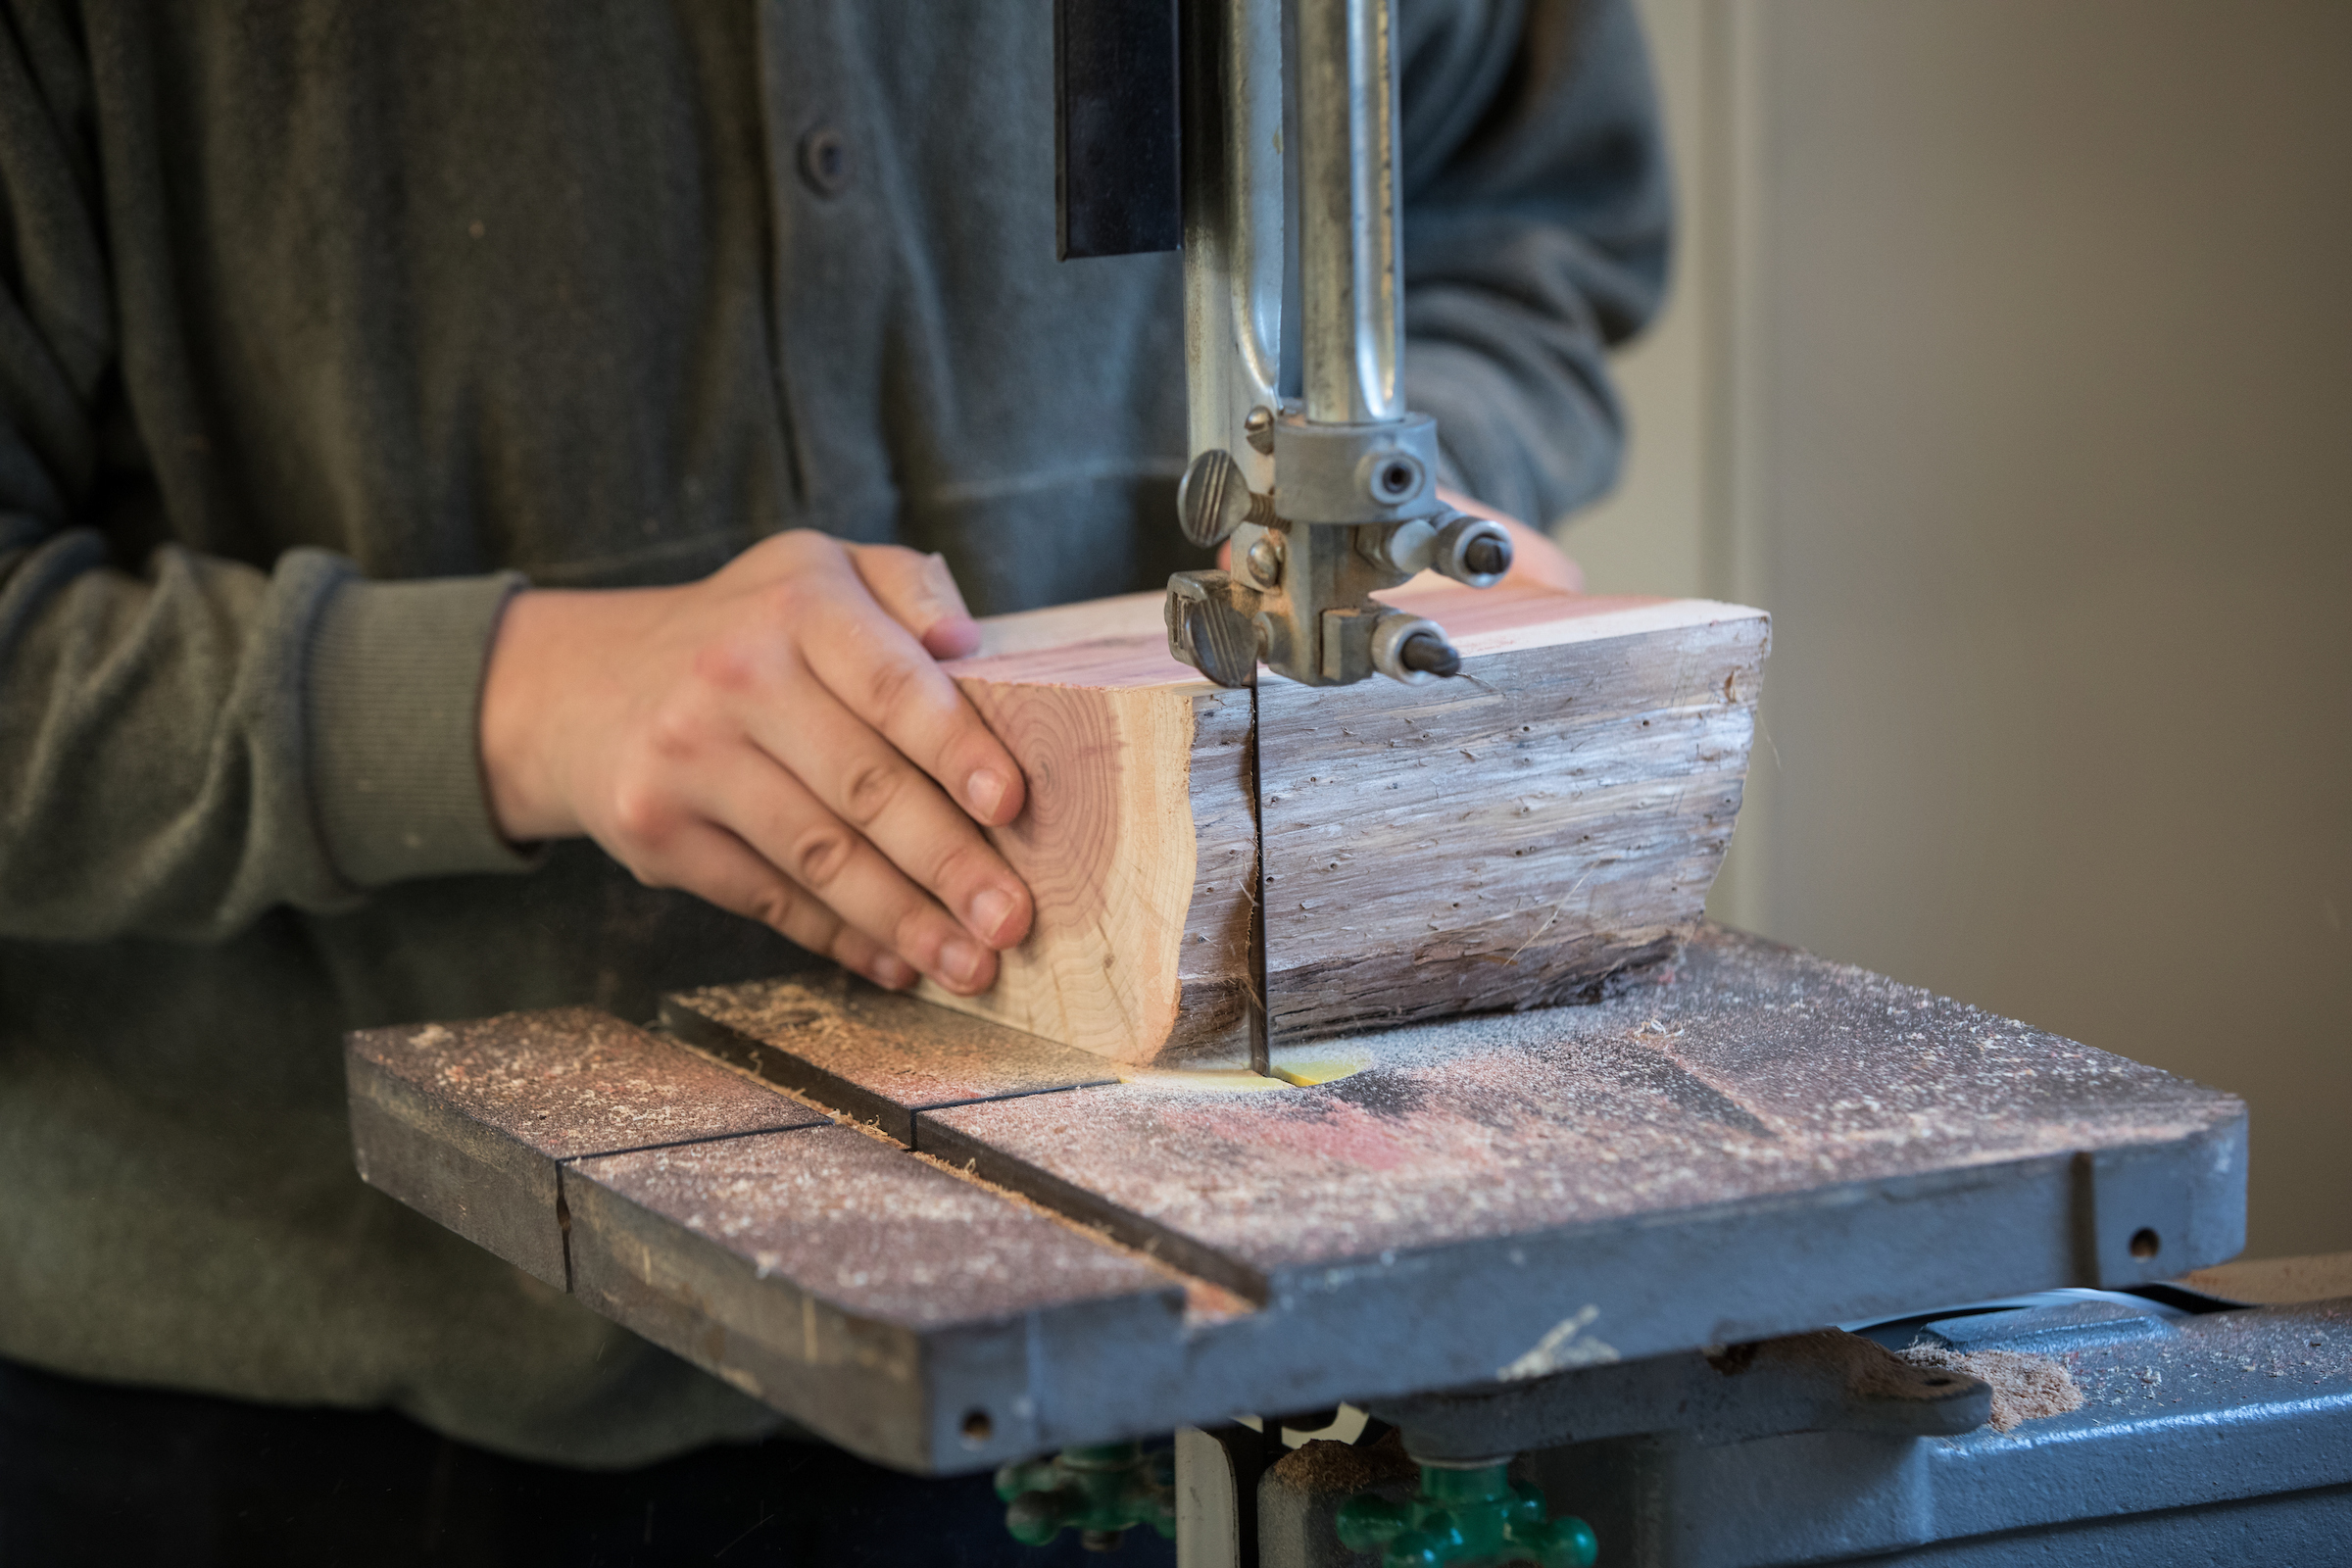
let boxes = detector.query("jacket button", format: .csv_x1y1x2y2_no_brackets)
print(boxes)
799,124,850,197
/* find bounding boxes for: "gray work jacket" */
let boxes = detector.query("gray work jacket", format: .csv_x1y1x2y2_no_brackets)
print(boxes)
0,0,1667,1465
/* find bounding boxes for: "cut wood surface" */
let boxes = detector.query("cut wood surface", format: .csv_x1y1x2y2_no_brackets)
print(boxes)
922,579,1769,1066
931,617,1257,1064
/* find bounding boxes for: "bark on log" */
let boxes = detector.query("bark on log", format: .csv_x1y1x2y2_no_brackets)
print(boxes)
919,580,1768,1067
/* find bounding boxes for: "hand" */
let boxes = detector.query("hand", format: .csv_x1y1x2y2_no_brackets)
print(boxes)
478,531,1032,995
1433,485,1584,592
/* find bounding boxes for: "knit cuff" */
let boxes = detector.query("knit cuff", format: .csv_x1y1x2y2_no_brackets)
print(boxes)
307,571,539,889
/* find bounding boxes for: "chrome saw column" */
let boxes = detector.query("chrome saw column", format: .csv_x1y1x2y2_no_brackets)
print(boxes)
1167,0,1513,690
1178,0,1283,496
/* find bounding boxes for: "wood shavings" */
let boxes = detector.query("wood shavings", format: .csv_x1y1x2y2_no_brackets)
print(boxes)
1270,1433,1417,1493
1898,1347,2083,1432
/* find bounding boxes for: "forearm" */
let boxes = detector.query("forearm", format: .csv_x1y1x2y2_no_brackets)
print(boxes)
0,530,531,942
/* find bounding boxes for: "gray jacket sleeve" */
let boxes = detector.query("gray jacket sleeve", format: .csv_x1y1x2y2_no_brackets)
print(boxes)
0,12,529,944
1400,0,1672,527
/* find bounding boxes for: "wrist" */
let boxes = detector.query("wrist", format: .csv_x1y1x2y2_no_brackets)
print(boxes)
479,589,586,843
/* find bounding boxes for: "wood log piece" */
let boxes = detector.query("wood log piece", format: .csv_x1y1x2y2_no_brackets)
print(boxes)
1255,583,1769,1043
925,601,1259,1064
920,580,1768,1067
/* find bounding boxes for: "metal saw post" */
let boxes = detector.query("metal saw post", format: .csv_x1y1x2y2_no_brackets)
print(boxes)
1167,0,1512,691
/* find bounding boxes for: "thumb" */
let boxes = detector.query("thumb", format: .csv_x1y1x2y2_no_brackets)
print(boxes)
848,545,981,659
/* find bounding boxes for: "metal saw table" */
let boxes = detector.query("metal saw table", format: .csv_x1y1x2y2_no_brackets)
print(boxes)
345,925,2281,1560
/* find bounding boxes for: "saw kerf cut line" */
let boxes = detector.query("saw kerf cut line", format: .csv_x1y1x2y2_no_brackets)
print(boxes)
1246,676,1269,1076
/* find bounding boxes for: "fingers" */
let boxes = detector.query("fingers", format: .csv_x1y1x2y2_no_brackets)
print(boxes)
685,746,1004,995
632,818,916,991
591,529,1032,992
792,582,1029,830
743,675,1033,952
850,544,982,660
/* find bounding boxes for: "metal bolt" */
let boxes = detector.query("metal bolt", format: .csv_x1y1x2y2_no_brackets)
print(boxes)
1366,449,1426,506
1400,630,1461,678
1246,532,1285,587
1244,405,1276,455
1370,612,1460,684
1178,449,1252,548
1167,571,1261,689
1434,514,1513,588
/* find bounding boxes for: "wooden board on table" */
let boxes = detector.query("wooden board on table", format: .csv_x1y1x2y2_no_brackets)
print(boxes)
922,580,1769,1067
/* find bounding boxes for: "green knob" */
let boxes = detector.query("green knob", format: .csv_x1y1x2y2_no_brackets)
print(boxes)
1387,1526,1455,1567
1002,1484,1085,1546
1335,1493,1412,1547
1333,1459,1597,1568
994,1442,1175,1550
1537,1515,1600,1568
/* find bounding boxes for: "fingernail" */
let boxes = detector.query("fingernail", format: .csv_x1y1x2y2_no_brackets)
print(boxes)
965,768,1007,818
922,613,982,661
968,887,1016,945
870,955,916,990
939,938,985,988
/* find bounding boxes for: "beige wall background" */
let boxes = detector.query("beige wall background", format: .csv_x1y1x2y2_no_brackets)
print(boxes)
1562,0,2351,1259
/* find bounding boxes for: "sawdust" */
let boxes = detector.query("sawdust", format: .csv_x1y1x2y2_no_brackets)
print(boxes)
350,1007,823,1158
667,976,1117,1110
2056,1298,2350,1411
572,1125,1178,1325
1270,1433,1417,1494
923,928,2241,1273
1726,1328,1961,1405
900,1141,1220,1314
2184,1252,2352,1306
1898,1347,2082,1432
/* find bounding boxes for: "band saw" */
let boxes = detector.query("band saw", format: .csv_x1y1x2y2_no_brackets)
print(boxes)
346,2,2348,1561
